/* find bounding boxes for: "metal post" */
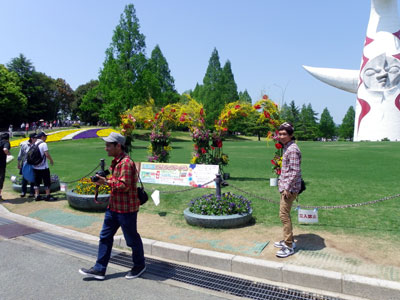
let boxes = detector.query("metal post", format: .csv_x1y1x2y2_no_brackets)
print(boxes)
215,174,222,200
100,158,105,172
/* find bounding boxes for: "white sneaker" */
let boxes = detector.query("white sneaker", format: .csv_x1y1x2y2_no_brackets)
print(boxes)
276,246,294,258
273,240,296,249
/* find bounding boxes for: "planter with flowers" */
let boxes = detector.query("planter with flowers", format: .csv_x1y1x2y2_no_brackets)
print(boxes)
12,174,60,194
184,192,253,228
66,177,111,211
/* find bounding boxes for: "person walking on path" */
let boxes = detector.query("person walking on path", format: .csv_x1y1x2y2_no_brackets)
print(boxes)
32,132,56,201
79,132,146,280
17,133,37,197
274,122,302,258
0,133,11,201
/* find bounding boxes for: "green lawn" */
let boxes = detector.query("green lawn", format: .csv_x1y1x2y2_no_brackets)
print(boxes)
6,132,400,241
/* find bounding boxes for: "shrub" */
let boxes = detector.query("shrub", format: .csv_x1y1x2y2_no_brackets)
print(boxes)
188,192,252,216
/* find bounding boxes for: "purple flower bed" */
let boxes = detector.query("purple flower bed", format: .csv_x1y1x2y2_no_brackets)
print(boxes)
72,128,101,140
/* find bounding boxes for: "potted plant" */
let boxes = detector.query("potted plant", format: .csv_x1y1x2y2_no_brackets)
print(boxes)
66,177,110,211
184,192,253,228
12,174,60,194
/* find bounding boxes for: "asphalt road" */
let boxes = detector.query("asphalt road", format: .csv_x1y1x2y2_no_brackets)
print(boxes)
0,237,234,300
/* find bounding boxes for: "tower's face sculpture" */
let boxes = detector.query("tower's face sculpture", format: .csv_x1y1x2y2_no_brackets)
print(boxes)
304,0,400,141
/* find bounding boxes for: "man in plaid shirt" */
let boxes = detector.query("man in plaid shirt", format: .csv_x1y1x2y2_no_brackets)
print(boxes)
274,123,302,258
79,132,145,280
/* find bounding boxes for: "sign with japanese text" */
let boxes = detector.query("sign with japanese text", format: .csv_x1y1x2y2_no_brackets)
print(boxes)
139,162,218,189
298,209,318,224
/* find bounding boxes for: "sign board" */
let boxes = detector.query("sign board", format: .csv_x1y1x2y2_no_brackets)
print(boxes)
298,209,318,224
139,163,218,188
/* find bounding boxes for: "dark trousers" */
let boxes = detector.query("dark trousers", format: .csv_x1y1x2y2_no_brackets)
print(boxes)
0,165,5,190
21,177,35,195
94,209,145,272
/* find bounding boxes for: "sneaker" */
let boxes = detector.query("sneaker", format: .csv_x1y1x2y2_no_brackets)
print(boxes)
35,195,44,201
45,195,57,202
274,240,296,249
125,265,146,279
79,267,105,280
276,246,294,258
20,193,26,197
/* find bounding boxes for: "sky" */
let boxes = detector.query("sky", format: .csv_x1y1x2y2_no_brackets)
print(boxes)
0,0,377,123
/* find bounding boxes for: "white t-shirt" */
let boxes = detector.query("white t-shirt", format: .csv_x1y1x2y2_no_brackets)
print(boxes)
33,140,49,170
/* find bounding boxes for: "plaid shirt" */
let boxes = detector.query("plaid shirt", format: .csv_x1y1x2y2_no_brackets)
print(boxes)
106,153,139,213
278,140,302,193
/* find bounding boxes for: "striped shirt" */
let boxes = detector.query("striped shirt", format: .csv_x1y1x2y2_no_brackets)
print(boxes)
107,153,139,213
278,140,302,193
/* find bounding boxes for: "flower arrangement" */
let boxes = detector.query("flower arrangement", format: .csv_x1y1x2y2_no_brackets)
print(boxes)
191,127,210,164
119,112,136,154
271,138,283,176
148,128,172,162
188,192,252,216
74,177,111,195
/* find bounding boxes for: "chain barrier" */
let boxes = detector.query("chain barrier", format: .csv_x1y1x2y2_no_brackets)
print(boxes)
144,179,215,195
227,182,400,210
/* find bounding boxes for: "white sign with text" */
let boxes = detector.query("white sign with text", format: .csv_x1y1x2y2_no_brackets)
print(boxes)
298,209,318,224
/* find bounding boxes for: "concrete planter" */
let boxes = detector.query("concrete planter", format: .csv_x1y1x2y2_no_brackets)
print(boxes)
66,189,110,211
183,208,252,228
12,181,60,194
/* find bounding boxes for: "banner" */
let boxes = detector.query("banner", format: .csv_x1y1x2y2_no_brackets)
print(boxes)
139,163,218,188
298,209,318,224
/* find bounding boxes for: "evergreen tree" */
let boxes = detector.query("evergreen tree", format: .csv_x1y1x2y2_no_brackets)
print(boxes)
146,45,179,107
238,90,252,104
220,60,238,103
0,64,27,128
319,107,336,139
201,48,223,126
339,106,355,140
296,103,319,140
281,100,300,128
98,4,147,126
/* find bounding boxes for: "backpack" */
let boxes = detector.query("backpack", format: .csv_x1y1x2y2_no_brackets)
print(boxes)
27,141,44,165
298,178,306,194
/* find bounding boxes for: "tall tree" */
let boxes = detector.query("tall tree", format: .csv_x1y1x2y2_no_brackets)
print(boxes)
238,90,252,104
146,44,179,107
74,80,99,118
296,103,319,140
339,106,355,140
55,78,75,120
319,107,336,139
281,100,300,127
79,85,104,125
201,48,223,126
98,4,147,126
220,60,238,103
0,64,27,128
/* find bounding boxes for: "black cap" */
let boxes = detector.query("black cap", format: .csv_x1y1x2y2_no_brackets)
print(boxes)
36,132,47,138
29,133,37,139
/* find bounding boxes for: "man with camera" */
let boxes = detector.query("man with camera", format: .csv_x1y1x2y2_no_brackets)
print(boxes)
79,132,145,280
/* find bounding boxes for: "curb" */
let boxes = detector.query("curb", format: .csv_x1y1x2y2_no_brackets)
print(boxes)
1,205,399,300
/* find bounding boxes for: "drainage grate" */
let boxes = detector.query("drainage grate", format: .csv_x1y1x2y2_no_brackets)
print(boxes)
24,231,342,300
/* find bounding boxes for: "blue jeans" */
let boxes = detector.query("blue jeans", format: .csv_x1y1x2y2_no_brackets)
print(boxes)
21,177,34,195
94,209,145,272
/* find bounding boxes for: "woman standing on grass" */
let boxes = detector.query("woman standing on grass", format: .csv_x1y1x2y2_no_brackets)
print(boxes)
274,122,302,258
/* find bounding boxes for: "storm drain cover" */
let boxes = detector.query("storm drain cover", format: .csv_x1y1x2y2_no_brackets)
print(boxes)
0,223,41,239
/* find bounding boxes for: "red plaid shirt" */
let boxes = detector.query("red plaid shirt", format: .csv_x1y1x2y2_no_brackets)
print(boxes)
106,153,139,213
278,141,302,193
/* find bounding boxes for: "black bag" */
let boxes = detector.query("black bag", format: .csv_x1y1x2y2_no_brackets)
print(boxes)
299,178,306,194
134,162,148,205
26,141,44,165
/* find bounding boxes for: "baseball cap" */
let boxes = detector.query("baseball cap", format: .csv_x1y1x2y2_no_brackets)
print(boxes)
29,133,37,139
102,132,125,145
36,132,47,138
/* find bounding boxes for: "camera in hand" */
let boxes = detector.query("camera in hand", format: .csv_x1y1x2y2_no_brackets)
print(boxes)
91,170,110,182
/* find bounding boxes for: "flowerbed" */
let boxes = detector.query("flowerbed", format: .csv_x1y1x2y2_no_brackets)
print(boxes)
74,177,110,195
188,192,252,216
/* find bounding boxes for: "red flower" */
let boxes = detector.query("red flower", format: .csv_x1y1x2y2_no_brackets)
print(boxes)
201,148,206,154
222,128,228,132
194,144,198,150
211,146,215,150
161,108,165,113
228,110,232,116
155,113,159,120
217,140,223,148
271,159,277,166
235,104,241,109
200,108,204,115
263,95,269,100
276,169,281,175
171,108,176,113
275,143,282,149
264,111,270,119
254,104,261,109
179,115,185,122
